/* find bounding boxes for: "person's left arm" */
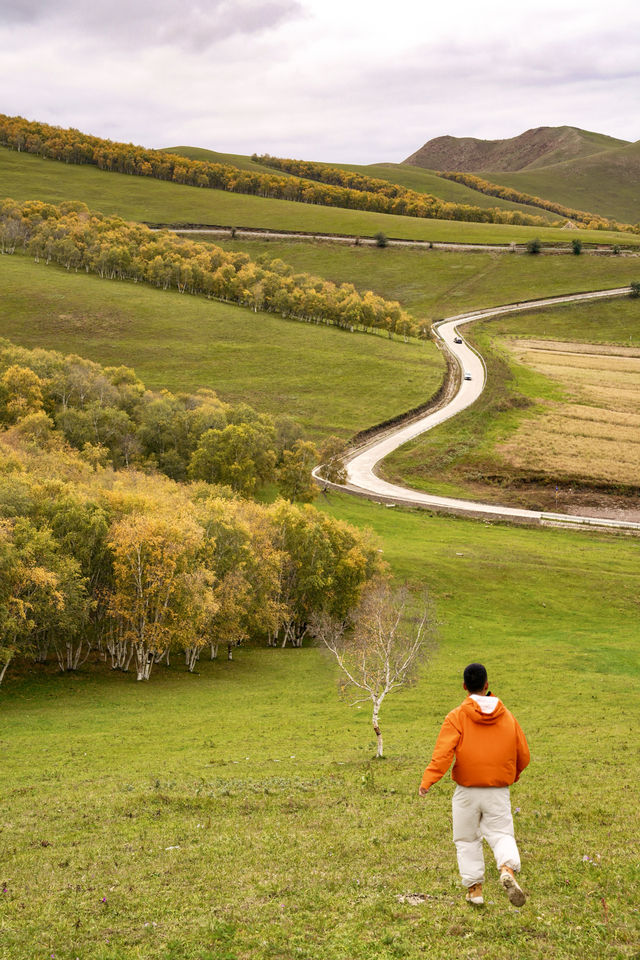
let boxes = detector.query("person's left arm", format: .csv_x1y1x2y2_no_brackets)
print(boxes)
514,719,530,781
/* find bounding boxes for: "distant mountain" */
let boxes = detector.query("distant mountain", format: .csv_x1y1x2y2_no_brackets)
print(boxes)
404,126,630,173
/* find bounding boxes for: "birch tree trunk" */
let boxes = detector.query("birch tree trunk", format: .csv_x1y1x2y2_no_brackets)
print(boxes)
185,646,200,672
135,645,154,681
372,699,383,758
0,658,11,685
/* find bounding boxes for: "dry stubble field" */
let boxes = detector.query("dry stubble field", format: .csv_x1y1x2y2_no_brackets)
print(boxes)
499,340,640,486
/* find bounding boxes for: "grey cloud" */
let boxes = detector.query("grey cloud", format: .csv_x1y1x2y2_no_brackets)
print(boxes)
0,0,41,22
0,0,303,51
1,0,638,165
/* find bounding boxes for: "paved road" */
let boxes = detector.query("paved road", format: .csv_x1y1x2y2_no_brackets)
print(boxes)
320,286,640,533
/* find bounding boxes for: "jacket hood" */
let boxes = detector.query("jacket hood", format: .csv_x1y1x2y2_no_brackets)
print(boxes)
461,694,505,724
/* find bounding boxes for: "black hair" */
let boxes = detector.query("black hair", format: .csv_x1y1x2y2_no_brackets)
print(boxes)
463,662,487,693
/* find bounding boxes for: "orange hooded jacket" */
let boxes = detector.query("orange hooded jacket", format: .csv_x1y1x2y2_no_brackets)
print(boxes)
420,694,530,792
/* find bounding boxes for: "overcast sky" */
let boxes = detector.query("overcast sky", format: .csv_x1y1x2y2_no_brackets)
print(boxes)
1,0,639,163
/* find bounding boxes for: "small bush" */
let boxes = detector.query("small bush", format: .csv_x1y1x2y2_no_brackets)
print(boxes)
526,238,541,255
374,232,388,248
630,281,640,299
612,244,621,255
572,239,583,255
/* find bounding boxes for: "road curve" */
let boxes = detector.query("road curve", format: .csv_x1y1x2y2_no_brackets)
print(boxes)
317,286,640,533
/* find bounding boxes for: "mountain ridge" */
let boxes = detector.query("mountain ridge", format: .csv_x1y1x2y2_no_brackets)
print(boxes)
404,125,630,173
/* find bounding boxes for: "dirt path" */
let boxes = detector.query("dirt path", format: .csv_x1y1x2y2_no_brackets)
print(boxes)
155,224,640,256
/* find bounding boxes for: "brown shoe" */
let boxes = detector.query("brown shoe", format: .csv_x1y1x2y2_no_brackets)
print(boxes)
499,865,526,906
465,882,484,905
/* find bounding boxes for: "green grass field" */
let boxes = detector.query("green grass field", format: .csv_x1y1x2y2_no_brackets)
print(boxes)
2,147,638,247
382,296,640,507
2,125,640,960
1,494,638,960
209,237,640,320
164,146,293,177
0,254,443,440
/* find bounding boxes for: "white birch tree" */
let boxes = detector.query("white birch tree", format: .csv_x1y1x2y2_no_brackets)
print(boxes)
312,581,432,758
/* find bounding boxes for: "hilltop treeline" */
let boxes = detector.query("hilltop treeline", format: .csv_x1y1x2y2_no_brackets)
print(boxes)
253,154,555,227
436,171,637,233
0,343,382,685
0,198,419,338
3,113,550,230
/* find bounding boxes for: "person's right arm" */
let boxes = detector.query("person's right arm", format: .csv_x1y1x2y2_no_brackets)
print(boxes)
419,715,461,793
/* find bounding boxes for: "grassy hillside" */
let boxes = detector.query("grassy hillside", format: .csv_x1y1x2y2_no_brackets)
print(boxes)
1,495,638,960
2,146,638,247
153,147,558,221
2,239,637,443
382,296,640,510
209,237,640,320
0,255,442,440
164,145,285,177
522,127,629,170
482,141,640,225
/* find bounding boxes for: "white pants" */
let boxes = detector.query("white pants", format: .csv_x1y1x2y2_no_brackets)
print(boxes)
452,784,521,887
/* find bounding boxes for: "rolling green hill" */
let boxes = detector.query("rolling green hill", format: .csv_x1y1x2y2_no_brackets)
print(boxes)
2,146,637,247
2,116,640,960
0,255,443,440
479,140,640,225
166,146,559,222
164,145,285,177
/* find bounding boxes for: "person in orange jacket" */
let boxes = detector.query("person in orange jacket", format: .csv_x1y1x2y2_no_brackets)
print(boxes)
419,662,530,907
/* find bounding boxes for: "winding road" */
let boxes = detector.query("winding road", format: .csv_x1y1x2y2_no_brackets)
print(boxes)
317,286,640,533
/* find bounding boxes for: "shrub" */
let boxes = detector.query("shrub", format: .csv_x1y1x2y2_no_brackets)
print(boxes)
374,232,388,248
630,281,640,299
526,238,541,255
572,239,583,255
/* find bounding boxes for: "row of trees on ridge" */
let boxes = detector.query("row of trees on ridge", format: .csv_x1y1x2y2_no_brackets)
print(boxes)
0,198,421,339
435,171,637,233
253,154,559,228
0,113,580,231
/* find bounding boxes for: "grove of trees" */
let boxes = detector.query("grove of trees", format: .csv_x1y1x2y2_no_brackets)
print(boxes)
0,338,344,494
0,344,384,686
0,198,421,339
